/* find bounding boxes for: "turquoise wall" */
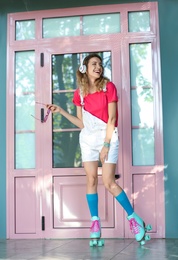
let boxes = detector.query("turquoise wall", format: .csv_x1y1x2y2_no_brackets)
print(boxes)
158,0,178,238
0,0,177,238
0,13,7,239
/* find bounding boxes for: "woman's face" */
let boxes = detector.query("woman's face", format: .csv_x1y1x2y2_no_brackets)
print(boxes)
86,57,103,81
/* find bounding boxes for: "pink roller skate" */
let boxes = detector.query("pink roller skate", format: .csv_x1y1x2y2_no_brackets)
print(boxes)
127,212,152,246
89,216,104,247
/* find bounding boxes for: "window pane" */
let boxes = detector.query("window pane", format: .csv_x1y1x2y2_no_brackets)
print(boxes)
15,51,35,169
16,20,35,40
15,133,35,169
43,17,80,38
130,43,152,87
131,88,154,128
128,11,150,32
129,43,154,165
83,13,120,35
16,95,35,131
52,54,78,92
53,131,82,168
53,93,76,129
132,128,154,165
52,53,78,129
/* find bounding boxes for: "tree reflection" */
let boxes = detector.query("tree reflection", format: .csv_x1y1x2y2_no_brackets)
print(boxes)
16,20,35,40
128,11,150,32
130,43,154,166
15,51,35,168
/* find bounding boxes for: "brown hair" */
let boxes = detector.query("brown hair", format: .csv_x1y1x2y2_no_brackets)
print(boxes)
76,53,109,96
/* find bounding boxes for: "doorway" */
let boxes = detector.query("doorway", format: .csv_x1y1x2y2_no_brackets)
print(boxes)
7,2,165,239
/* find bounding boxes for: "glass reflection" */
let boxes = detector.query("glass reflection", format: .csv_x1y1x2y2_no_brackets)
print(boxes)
15,51,35,169
16,20,35,40
15,133,35,169
43,13,120,38
128,11,150,32
53,132,81,168
132,128,154,165
43,17,80,38
83,13,120,35
52,52,111,168
130,43,154,166
131,88,153,128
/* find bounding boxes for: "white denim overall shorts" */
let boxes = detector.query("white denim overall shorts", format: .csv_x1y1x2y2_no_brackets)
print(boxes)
79,92,119,163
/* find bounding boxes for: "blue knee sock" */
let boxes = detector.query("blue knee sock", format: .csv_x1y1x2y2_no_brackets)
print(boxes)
86,193,98,217
115,190,134,216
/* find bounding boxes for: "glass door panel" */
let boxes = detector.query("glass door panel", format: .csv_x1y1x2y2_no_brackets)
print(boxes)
15,51,35,169
51,52,112,168
129,43,154,166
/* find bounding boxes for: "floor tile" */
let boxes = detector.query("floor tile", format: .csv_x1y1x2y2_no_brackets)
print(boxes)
0,239,178,260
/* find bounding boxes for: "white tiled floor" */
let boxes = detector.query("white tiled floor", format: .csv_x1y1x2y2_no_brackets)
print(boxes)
0,238,178,260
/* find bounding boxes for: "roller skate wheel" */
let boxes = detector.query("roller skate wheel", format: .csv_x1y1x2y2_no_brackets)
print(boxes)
89,240,97,247
98,239,104,247
145,235,151,241
140,240,145,246
146,224,152,231
89,239,98,247
93,239,98,246
89,240,94,247
101,239,105,245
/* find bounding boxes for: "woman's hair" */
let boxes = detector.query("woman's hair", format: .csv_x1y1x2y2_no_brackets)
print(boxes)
76,53,109,96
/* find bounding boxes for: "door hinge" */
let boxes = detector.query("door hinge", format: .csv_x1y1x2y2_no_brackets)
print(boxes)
40,53,44,67
42,216,45,231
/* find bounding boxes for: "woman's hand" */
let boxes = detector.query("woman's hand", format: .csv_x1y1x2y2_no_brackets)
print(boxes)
45,104,83,129
100,146,109,164
46,104,62,113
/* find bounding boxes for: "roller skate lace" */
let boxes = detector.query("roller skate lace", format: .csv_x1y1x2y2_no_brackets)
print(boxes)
90,220,100,233
129,218,143,235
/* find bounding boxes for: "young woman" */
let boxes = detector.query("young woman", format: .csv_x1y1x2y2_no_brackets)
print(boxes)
47,53,151,246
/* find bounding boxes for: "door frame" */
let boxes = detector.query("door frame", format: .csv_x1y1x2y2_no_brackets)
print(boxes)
6,2,164,239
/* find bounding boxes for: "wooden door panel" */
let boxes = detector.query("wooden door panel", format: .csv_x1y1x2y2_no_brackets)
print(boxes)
15,177,36,234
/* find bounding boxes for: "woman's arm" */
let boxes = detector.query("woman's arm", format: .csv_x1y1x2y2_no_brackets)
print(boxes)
100,102,117,164
104,102,117,143
46,104,84,129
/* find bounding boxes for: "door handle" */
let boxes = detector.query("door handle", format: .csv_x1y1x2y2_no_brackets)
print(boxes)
41,108,44,122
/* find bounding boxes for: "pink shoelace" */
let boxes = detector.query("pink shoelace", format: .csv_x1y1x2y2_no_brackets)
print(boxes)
90,220,100,233
129,218,142,235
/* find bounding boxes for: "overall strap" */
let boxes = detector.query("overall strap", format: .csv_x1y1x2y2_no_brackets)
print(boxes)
79,89,84,106
103,84,107,92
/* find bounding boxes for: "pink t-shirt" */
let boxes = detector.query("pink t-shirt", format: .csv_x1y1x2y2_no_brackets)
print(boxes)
72,82,118,127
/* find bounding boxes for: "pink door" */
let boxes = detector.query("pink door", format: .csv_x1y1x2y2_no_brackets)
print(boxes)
7,36,125,239
7,2,165,239
40,42,124,239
